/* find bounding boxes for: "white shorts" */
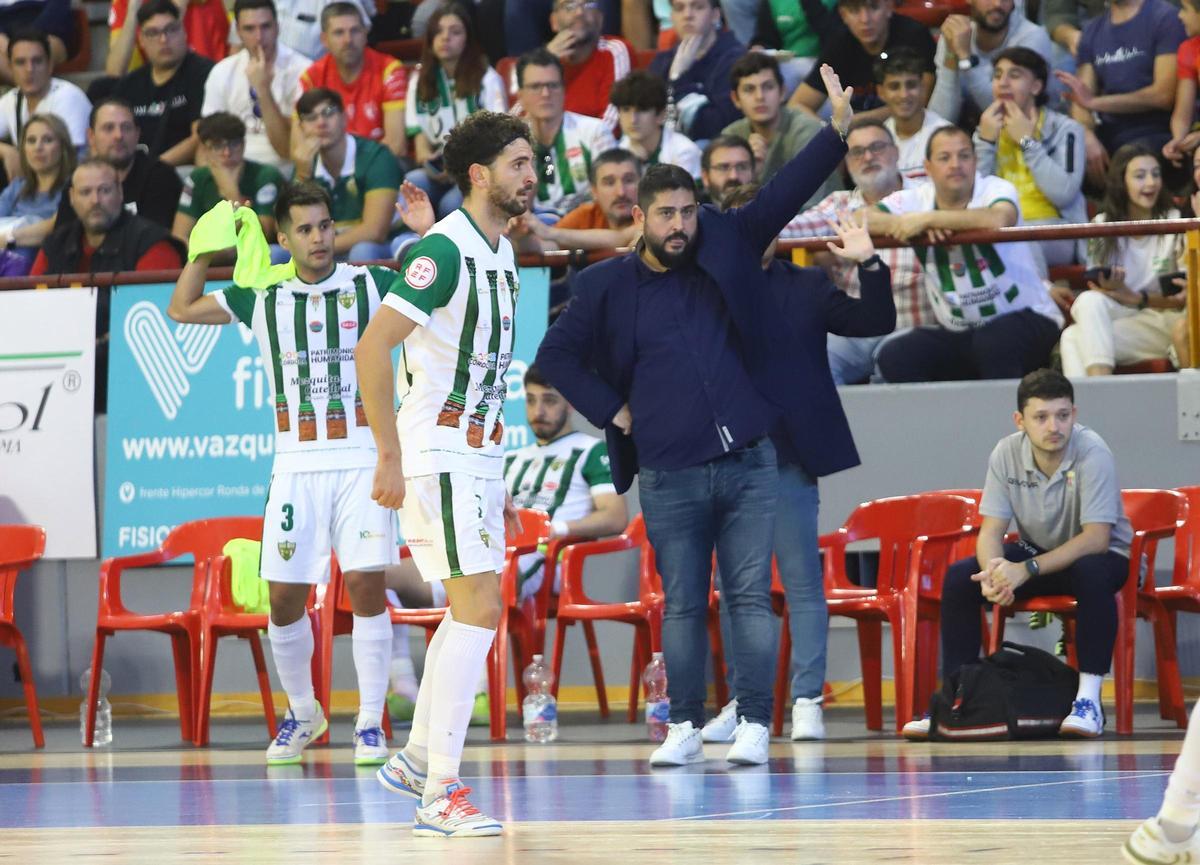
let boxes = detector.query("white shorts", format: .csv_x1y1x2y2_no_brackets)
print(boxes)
260,467,397,584
400,472,506,585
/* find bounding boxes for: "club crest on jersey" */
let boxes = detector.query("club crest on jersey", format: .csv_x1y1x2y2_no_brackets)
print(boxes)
479,529,491,548
406,256,438,290
278,541,296,561
338,290,355,309
309,294,322,308
951,261,966,277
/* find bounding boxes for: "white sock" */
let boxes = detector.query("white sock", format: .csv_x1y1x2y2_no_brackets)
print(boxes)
352,611,392,729
1076,672,1103,706
404,610,455,770
1160,702,1200,841
424,618,496,804
268,615,316,722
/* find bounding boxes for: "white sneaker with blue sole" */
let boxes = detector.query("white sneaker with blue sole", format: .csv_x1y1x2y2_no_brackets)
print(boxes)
413,781,503,837
377,750,427,799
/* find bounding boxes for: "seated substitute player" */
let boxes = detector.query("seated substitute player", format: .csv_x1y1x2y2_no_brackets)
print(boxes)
166,181,401,767
903,369,1133,741
355,110,534,838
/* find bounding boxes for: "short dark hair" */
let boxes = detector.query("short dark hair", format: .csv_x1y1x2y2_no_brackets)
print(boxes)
637,163,695,211
847,116,895,142
874,46,929,85
701,134,754,173
516,47,563,88
197,112,247,143
320,1,365,29
730,51,783,91
443,110,532,196
524,364,553,389
89,96,135,130
838,0,889,11
993,46,1050,107
233,0,278,21
296,87,344,116
926,124,971,160
609,70,667,113
6,28,50,61
274,180,332,231
1017,369,1074,412
137,0,181,26
719,182,761,211
588,147,641,184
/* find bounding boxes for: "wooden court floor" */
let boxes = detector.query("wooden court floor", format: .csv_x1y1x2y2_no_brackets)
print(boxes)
0,706,1187,865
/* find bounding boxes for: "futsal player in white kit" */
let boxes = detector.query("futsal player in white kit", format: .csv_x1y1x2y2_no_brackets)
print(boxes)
1124,702,1200,863
355,110,533,837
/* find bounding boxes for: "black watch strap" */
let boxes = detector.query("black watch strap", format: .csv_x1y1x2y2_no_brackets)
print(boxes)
1025,557,1040,577
859,253,883,270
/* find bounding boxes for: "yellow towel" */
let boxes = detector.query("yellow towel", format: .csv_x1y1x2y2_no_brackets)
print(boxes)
188,200,295,288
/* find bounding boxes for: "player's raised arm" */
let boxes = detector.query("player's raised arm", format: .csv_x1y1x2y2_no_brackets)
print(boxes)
355,305,419,510
167,252,233,325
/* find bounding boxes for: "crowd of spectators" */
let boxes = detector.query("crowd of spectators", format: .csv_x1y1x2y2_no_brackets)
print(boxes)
1,0,1194,377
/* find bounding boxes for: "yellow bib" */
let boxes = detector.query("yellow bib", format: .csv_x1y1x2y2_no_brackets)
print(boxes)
996,110,1059,222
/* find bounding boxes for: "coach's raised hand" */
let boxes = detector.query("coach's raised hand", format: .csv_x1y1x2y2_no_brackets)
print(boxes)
820,64,854,138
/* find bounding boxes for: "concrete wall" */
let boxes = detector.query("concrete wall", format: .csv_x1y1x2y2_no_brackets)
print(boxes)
7,374,1199,710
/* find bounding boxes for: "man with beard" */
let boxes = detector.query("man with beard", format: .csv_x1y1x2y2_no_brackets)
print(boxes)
543,0,632,129
536,65,853,769
699,134,754,206
928,0,1059,124
55,98,182,229
356,110,532,837
782,118,933,384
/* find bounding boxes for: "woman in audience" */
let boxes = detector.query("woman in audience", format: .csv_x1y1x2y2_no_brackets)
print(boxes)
1059,143,1188,376
0,114,74,273
404,2,506,219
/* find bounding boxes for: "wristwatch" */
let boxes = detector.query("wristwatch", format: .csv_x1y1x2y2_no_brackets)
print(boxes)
1024,557,1040,578
957,54,980,71
1018,135,1038,151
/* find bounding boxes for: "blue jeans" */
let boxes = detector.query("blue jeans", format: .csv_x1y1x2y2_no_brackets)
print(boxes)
639,437,779,727
718,461,827,702
404,167,464,221
826,328,911,385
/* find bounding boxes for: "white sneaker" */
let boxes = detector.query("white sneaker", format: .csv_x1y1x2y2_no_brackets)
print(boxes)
725,718,770,765
649,721,706,767
1123,816,1200,864
377,749,426,799
413,781,503,837
1060,698,1105,738
353,724,389,766
901,715,931,741
265,704,327,764
791,697,825,741
701,699,739,743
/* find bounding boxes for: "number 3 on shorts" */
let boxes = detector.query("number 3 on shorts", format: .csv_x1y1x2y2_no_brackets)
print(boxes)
281,503,294,532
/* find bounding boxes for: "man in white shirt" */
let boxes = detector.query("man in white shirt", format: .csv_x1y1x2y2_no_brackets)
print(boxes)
868,123,1063,381
201,0,309,169
877,48,947,180
0,28,89,177
274,0,374,61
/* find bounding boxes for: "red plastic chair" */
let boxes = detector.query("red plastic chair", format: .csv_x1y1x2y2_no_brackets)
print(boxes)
822,495,975,733
192,518,287,747
497,56,518,109
86,517,262,747
1137,486,1199,729
989,488,1187,735
550,514,664,722
0,525,46,747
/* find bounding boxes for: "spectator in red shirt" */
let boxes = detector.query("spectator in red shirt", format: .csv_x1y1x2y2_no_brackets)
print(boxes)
299,1,406,157
544,0,632,128
33,158,185,276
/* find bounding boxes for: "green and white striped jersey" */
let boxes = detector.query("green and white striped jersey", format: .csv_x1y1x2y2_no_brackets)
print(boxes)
404,66,506,145
878,175,1063,332
533,111,618,215
504,431,614,521
212,262,399,472
383,208,518,479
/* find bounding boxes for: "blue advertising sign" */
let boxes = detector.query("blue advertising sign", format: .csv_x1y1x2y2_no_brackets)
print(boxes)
103,269,550,556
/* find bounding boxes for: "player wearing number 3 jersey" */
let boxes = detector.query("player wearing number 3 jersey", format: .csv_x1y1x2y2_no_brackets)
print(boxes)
355,110,536,838
168,181,401,768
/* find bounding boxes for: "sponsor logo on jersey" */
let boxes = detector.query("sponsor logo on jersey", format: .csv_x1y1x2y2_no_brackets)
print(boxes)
278,540,296,561
340,320,356,329
358,530,384,539
405,256,438,289
502,315,511,331
309,320,324,333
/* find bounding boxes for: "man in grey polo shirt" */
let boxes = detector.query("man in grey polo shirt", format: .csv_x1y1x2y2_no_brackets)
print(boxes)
905,368,1132,740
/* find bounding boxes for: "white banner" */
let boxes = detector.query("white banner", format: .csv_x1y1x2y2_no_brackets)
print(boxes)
0,289,98,559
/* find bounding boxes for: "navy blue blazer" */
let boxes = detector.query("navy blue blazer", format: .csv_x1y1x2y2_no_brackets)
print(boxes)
764,257,896,471
536,125,851,494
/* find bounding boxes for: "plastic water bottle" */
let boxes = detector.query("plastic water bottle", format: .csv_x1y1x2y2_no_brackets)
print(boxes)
521,654,558,743
643,651,670,742
79,667,112,747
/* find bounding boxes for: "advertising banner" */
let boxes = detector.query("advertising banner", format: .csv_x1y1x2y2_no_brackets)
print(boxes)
104,268,551,556
0,288,98,559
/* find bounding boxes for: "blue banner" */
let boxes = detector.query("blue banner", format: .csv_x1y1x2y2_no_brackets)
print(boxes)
102,268,551,556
